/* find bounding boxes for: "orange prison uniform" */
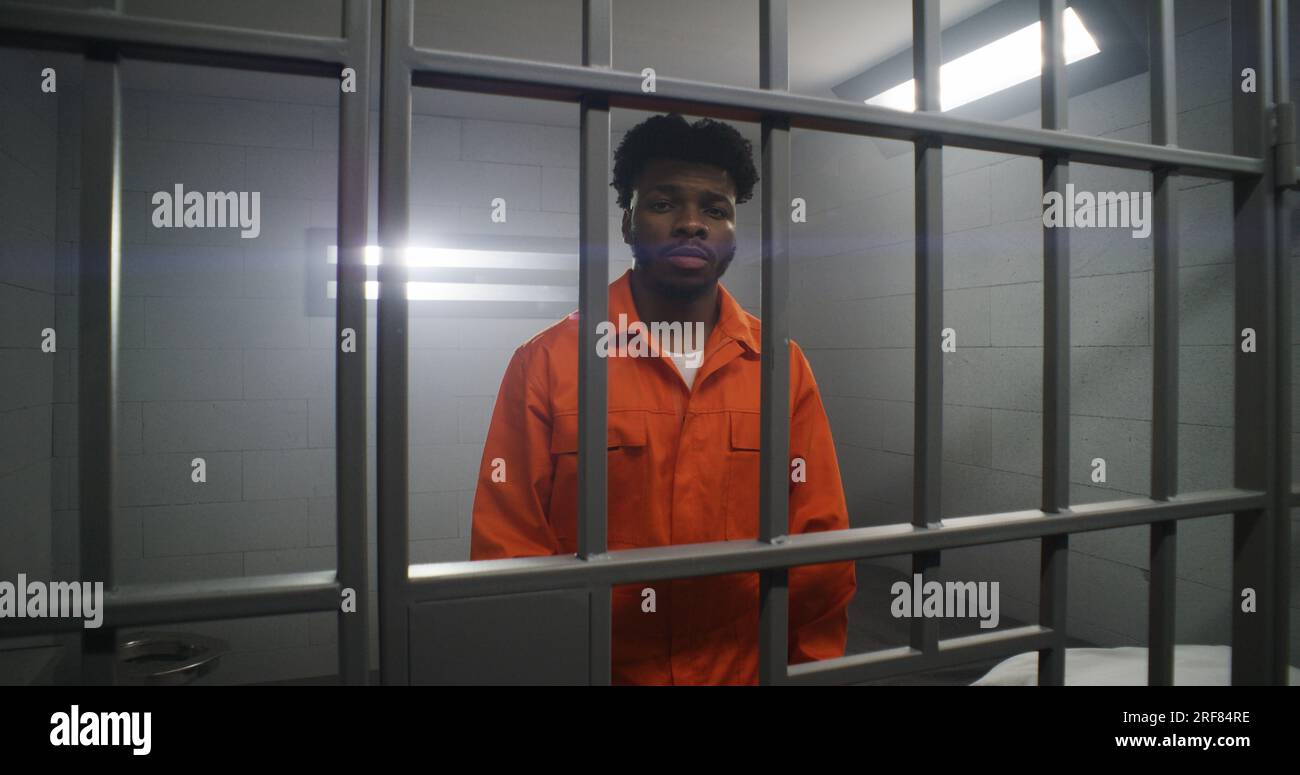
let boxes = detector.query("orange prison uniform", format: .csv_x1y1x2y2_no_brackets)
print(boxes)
470,268,857,684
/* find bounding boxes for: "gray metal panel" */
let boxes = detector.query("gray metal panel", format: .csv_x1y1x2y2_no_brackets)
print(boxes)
377,0,413,685
1230,0,1279,685
910,0,943,656
77,49,121,686
1037,0,1069,687
336,0,372,686
408,590,590,685
1147,0,1179,687
579,0,612,686
402,47,1260,179
758,0,791,686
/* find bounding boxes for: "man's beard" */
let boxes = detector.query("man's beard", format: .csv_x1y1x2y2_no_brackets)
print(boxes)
630,241,736,302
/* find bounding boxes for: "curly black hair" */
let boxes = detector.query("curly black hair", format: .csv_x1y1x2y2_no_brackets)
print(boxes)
610,113,759,210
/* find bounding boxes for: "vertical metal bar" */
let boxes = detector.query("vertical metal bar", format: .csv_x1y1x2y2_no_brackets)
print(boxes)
757,0,791,686
1147,0,1179,687
579,0,612,686
78,47,121,686
336,0,371,686
1270,0,1293,686
377,0,413,686
1038,0,1070,687
910,0,943,657
1230,0,1278,686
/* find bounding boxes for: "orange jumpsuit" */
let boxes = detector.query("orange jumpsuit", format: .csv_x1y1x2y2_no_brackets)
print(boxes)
470,268,856,684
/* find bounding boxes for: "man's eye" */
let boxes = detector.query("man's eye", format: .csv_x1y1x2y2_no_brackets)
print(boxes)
650,201,671,211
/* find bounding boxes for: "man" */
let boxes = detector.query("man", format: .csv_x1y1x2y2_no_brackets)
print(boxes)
470,113,856,685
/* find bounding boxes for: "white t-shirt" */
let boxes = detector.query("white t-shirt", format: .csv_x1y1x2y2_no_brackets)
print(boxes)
664,348,705,390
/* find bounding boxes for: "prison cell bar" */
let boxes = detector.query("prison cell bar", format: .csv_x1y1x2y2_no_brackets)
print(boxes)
377,0,412,686
77,42,119,686
337,0,373,687
401,55,1258,178
1270,0,1294,688
910,0,944,665
579,0,612,686
1037,0,1070,687
0,0,374,685
1231,0,1281,686
1147,0,1179,688
395,0,1290,685
757,0,792,687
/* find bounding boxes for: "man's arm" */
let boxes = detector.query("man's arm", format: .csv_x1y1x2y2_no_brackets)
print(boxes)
786,340,858,663
469,345,561,560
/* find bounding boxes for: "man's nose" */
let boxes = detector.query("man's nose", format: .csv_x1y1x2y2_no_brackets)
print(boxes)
672,209,708,238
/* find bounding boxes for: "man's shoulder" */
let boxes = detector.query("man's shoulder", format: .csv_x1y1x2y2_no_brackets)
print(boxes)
508,309,580,377
521,309,579,350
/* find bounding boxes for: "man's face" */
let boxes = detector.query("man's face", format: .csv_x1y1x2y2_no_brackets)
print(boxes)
622,158,738,302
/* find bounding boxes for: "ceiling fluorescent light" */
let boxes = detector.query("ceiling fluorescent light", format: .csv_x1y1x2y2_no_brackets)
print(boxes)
322,244,579,304
866,7,1099,112
326,280,577,302
326,245,575,270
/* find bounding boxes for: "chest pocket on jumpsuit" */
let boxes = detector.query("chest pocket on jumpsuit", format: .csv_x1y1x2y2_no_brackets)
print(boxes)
547,409,651,552
723,410,763,541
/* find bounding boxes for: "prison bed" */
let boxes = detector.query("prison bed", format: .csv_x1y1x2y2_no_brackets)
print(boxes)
970,645,1300,686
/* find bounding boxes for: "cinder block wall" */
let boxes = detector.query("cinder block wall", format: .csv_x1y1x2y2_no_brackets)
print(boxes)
46,59,346,681
790,0,1300,657
0,46,59,682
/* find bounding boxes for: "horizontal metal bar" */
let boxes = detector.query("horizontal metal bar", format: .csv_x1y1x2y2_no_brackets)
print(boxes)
0,572,340,637
404,47,1261,179
0,2,351,71
787,624,1055,685
407,488,1264,601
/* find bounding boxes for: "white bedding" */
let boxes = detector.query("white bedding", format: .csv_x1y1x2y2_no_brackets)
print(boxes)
971,645,1300,685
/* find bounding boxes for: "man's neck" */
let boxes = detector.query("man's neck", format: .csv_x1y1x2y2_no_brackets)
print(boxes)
628,267,720,352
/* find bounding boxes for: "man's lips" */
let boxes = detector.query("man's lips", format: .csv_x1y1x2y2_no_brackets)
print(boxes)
664,246,711,270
